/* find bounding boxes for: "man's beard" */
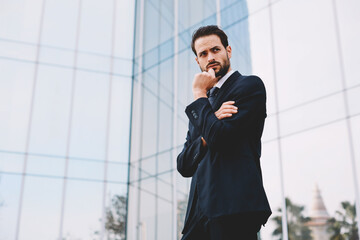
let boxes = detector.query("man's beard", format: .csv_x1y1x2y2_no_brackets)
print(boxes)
202,56,231,79
214,60,230,78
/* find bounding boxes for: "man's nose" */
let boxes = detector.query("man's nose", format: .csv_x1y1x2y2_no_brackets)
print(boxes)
207,52,215,62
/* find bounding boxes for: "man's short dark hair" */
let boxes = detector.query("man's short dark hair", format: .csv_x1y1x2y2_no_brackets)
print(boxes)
191,25,229,56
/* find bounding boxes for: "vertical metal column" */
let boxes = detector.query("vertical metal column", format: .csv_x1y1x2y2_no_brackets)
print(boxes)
268,1,289,239
58,1,82,239
331,0,360,237
100,0,118,238
15,0,47,239
125,0,139,238
172,0,179,239
216,0,221,27
136,0,145,239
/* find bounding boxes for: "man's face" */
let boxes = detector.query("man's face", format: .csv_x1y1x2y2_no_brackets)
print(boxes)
194,34,232,78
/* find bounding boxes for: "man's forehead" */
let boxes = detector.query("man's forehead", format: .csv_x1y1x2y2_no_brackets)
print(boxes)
195,35,222,52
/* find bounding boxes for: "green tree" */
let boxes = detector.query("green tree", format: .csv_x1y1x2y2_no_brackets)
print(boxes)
328,201,359,240
95,195,127,240
272,197,312,240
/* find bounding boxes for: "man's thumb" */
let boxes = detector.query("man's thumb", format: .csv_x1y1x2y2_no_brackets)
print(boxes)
208,68,216,77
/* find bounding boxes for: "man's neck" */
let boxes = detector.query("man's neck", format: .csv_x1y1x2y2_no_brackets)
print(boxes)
215,68,235,89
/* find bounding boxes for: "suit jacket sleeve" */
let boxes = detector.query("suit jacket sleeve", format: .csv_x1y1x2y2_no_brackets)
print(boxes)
177,124,208,178
185,76,266,152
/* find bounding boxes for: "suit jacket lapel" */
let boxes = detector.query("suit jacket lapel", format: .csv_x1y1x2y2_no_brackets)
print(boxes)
212,71,242,110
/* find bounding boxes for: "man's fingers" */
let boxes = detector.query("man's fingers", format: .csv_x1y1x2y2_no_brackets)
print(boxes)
220,105,237,110
201,137,207,147
208,68,216,78
217,113,233,120
217,102,237,113
215,101,237,120
217,109,237,115
215,107,237,120
221,101,235,106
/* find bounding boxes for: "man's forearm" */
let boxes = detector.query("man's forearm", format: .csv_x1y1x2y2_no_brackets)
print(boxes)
185,77,266,152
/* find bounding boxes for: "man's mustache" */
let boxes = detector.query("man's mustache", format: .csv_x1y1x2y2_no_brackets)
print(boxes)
206,62,220,69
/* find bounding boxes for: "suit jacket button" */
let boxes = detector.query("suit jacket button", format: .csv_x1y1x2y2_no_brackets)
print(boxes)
193,113,198,119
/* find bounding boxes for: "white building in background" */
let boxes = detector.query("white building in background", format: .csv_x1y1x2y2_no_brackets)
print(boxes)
307,185,331,240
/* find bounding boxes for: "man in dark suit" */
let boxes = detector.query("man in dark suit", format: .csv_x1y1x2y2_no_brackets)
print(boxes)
177,25,272,240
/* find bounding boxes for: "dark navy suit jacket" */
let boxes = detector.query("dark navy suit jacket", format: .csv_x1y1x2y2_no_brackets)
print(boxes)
177,71,271,233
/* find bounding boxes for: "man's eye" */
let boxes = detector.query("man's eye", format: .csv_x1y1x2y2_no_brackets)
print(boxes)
214,48,220,52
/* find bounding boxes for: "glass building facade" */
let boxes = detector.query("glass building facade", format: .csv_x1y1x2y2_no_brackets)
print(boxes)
127,0,253,239
1,0,360,240
0,0,134,239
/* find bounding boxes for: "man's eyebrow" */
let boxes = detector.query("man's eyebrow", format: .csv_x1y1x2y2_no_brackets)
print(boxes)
211,46,221,50
199,50,207,55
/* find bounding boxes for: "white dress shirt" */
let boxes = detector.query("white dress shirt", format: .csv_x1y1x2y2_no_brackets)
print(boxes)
215,69,235,89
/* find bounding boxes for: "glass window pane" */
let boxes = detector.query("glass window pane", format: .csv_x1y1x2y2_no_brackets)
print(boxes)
0,0,43,42
68,159,104,181
19,177,62,239
0,153,23,173
143,67,159,96
141,89,158,157
336,0,360,87
113,58,133,77
0,174,22,239
0,60,35,152
158,103,172,153
158,172,172,201
348,86,360,116
41,0,78,48
27,156,65,177
77,0,113,54
280,93,345,136
248,9,277,115
108,77,132,164
77,52,111,73
272,0,342,111
262,115,278,143
143,0,160,52
141,157,156,177
157,199,172,239
69,71,109,159
62,180,103,239
351,116,360,199
159,57,173,95
158,151,172,174
260,141,283,240
28,65,73,155
114,0,135,59
107,162,128,183
0,40,37,62
39,47,75,68
177,50,192,107
139,178,156,240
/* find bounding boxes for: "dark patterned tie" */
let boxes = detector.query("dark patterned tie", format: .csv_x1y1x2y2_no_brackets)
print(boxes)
208,87,219,106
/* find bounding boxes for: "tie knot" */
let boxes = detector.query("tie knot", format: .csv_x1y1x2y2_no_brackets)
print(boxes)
209,87,219,97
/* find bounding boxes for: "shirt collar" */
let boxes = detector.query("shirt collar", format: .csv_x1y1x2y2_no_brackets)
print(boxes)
215,70,235,89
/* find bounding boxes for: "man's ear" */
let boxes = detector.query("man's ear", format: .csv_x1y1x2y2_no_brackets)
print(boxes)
226,45,232,59
195,57,199,65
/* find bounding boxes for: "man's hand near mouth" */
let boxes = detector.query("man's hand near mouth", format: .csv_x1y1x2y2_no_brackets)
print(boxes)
192,68,220,100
